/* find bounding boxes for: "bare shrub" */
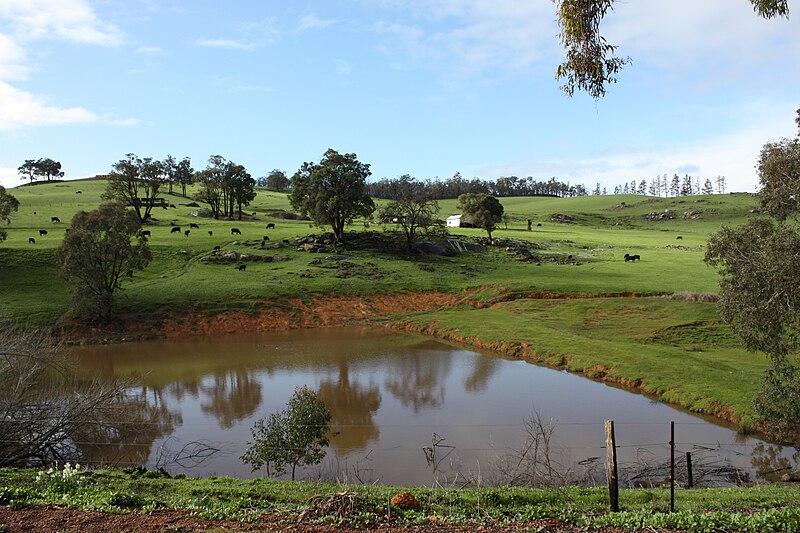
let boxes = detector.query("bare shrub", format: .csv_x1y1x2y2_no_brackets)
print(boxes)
666,291,719,302
0,327,171,467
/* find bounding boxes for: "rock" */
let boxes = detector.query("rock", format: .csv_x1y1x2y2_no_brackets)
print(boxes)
390,492,420,510
781,471,800,482
551,213,573,223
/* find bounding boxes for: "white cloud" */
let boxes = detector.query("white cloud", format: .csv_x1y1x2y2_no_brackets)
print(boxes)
136,45,163,54
297,14,336,32
194,38,258,50
0,33,27,80
0,0,122,46
0,0,132,130
373,0,556,87
0,166,19,189
479,103,799,193
0,81,98,130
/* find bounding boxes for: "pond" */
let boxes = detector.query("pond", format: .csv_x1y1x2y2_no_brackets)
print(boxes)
72,327,797,487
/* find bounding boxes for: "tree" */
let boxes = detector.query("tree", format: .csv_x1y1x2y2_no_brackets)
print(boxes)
705,106,800,435
555,0,788,99
289,149,375,243
702,178,714,195
0,185,20,241
378,175,440,252
35,158,64,181
458,193,504,240
228,163,256,220
57,203,151,321
18,160,38,183
264,169,290,192
175,157,195,198
241,386,331,480
103,154,167,223
193,156,254,219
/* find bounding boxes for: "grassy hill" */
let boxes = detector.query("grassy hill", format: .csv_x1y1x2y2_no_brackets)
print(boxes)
1,181,776,429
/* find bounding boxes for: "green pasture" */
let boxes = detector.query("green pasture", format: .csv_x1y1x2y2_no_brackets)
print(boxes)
2,467,799,530
0,181,756,323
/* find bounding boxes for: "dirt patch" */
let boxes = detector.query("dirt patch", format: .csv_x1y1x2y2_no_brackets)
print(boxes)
0,505,679,532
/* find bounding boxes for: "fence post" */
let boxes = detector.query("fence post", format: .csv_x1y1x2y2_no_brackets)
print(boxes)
605,419,619,512
670,421,675,512
686,451,693,488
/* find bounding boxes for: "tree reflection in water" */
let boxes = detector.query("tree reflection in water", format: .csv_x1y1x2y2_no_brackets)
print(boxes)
751,443,799,481
317,360,381,455
199,369,263,429
384,345,453,412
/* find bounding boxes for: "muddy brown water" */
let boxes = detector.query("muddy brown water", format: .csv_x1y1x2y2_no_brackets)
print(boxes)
71,327,797,486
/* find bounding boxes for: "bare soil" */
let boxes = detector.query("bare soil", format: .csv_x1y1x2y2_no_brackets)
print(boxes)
0,505,640,532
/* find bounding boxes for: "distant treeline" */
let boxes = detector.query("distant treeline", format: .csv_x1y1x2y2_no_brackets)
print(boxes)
366,173,586,200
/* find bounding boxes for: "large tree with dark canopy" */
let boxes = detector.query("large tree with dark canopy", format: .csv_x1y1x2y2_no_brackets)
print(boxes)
0,185,19,241
458,193,504,240
57,203,151,321
705,106,800,437
103,154,167,223
289,149,375,243
555,0,789,98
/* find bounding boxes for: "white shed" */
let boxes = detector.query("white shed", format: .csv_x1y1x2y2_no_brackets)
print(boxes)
446,214,462,228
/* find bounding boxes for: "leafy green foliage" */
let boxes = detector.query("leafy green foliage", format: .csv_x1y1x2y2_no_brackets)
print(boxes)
705,106,800,431
377,175,440,251
457,193,504,240
0,185,19,241
57,203,151,320
289,149,375,242
242,386,332,480
554,0,789,99
102,153,167,223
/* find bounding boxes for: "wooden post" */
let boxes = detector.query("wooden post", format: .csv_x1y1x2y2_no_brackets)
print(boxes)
686,451,693,488
670,421,675,512
605,420,619,512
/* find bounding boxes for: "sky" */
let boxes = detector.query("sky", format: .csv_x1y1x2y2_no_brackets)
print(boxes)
0,0,798,192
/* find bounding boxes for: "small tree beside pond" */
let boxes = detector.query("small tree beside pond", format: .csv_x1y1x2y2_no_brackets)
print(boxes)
241,386,332,480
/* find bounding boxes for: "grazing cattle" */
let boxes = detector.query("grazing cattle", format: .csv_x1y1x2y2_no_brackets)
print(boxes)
282,239,290,245
171,226,181,233
624,254,640,262
237,263,246,271
213,245,221,251
624,254,633,262
51,216,60,223
38,229,47,236
75,190,82,194
33,211,36,215
262,235,270,241
266,223,275,230
189,223,199,229
170,204,177,209
252,212,257,216
676,235,683,240
208,230,213,236
537,223,542,227
141,230,151,237
28,237,35,244
231,228,241,235
184,230,190,237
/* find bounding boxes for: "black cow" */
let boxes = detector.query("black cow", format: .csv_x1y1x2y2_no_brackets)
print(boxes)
170,204,177,209
141,230,151,237
171,226,181,233
190,223,199,229
231,228,241,235
213,245,221,251
28,237,35,244
624,254,640,262
38,229,47,236
184,229,190,236
237,263,246,271
208,230,213,236
51,216,60,223
676,235,683,240
262,235,270,241
537,223,542,227
266,223,275,230
75,190,82,194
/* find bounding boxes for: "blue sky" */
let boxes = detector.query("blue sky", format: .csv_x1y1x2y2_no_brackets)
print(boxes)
1,0,798,192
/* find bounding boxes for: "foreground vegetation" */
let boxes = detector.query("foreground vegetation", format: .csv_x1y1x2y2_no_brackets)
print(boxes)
2,466,800,531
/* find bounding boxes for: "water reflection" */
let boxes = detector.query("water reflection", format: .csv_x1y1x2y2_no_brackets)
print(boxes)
70,328,798,485
384,342,453,412
318,360,381,454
